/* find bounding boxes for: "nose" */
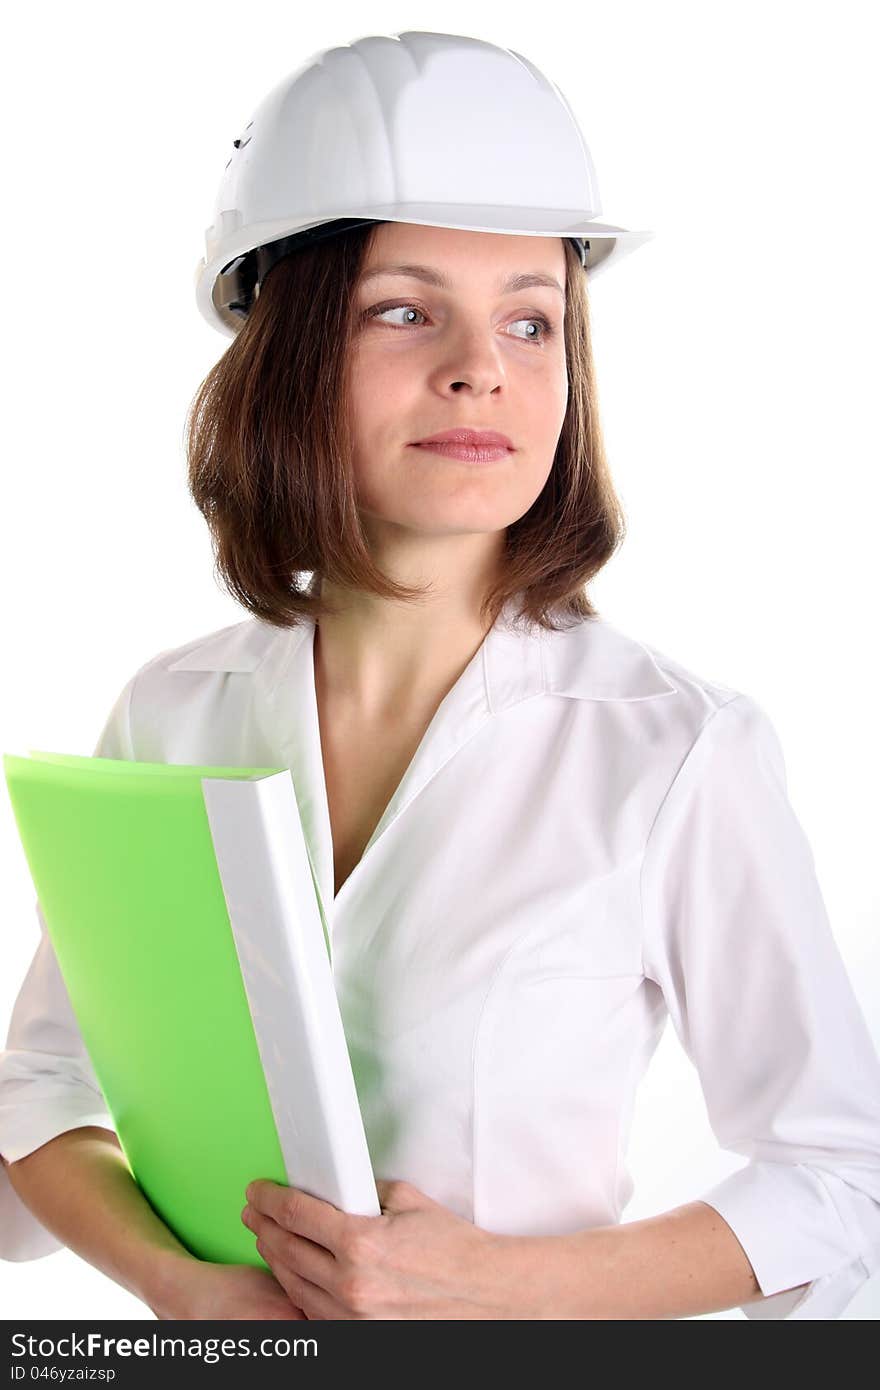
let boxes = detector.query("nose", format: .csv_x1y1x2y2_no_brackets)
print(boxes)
427,322,506,396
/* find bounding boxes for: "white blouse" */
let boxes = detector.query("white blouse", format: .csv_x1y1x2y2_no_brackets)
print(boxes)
2,602,880,1319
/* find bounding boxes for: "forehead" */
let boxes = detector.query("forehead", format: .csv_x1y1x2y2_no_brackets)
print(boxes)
359,221,568,283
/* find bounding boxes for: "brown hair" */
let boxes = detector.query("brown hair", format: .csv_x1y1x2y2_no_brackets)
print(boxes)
184,225,626,635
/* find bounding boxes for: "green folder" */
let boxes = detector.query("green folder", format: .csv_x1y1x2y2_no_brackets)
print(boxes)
3,750,380,1267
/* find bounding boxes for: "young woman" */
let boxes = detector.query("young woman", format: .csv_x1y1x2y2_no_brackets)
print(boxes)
2,31,879,1321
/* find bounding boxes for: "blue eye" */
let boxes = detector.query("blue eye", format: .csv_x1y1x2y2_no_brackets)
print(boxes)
369,304,428,327
508,317,552,343
364,302,555,344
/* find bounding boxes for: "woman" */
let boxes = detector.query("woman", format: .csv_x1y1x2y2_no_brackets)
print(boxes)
2,31,880,1321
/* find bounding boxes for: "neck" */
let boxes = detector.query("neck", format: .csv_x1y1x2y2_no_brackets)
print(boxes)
310,578,500,720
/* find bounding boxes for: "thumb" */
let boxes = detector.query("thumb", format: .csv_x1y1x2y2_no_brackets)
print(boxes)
374,1178,437,1213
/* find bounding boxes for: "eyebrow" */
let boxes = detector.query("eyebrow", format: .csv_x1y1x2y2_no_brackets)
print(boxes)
357,262,565,298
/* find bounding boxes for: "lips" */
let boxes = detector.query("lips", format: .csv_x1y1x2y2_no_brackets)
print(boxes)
412,428,514,449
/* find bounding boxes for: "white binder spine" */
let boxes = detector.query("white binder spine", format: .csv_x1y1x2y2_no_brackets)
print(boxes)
201,772,380,1217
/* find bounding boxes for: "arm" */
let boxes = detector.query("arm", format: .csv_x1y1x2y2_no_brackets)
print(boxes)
4,1127,311,1322
502,1199,807,1319
635,694,880,1319
3,1126,193,1315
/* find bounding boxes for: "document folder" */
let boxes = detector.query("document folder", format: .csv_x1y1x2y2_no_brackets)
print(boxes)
2,750,380,1266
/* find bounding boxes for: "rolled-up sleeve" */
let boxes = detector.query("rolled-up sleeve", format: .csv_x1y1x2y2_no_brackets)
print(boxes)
0,674,136,1261
640,693,880,1319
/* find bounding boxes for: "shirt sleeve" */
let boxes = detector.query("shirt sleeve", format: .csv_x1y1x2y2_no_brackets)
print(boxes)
0,674,136,1262
640,692,880,1320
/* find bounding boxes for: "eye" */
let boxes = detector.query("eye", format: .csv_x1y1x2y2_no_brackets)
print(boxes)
364,303,428,327
362,302,555,345
508,316,554,344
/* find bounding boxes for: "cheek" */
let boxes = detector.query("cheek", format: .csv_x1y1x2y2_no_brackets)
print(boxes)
523,357,568,437
348,353,412,451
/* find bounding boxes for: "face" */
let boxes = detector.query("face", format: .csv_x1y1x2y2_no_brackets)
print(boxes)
345,221,568,543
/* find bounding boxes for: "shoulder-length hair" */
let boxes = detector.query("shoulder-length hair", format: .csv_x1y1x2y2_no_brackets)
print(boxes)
184,225,626,635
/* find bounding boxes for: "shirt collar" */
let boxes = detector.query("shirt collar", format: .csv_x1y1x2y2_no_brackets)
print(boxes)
166,600,677,706
168,602,675,925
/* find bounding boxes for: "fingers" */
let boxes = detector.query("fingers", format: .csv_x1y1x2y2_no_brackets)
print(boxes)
246,1181,348,1252
252,1216,338,1295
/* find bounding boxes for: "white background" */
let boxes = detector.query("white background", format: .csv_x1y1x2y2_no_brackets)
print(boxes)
1,0,878,1320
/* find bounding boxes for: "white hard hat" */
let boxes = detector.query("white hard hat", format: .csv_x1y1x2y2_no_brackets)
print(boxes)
195,30,654,337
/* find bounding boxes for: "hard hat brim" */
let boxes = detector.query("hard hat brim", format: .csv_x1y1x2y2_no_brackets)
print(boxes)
196,206,654,338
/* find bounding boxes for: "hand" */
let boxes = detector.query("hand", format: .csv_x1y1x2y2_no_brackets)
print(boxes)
241,1176,522,1319
148,1256,308,1321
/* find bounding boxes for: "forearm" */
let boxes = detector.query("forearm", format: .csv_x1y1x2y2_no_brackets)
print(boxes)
508,1200,808,1319
2,1126,195,1312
